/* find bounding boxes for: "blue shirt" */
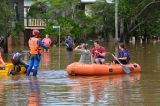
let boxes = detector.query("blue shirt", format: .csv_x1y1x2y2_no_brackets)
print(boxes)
118,49,130,63
65,39,74,48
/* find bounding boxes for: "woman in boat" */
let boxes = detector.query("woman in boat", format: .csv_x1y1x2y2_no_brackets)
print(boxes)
114,43,130,64
74,43,91,64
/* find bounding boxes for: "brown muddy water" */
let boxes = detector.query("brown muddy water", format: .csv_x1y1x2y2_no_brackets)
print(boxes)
0,41,160,106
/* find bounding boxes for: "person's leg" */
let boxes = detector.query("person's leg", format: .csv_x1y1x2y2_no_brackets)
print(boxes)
19,58,29,69
98,58,105,64
33,55,41,76
113,60,127,64
119,60,127,64
113,60,119,64
26,58,34,76
95,58,99,64
101,58,106,64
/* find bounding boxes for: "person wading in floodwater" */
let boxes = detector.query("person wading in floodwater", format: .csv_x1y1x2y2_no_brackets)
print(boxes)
26,29,48,76
42,34,52,52
65,36,74,51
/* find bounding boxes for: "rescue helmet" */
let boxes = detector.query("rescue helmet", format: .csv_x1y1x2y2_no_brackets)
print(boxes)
32,29,40,36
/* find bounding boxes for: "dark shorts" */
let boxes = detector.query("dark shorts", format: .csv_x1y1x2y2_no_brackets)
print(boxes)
114,60,128,64
66,47,73,51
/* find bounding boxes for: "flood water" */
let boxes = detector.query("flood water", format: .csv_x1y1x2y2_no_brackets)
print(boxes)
0,40,160,105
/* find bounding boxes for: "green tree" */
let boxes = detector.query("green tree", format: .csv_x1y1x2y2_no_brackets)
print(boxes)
0,0,13,53
28,0,96,40
118,0,160,42
90,0,115,40
29,0,160,43
0,0,13,36
89,0,160,42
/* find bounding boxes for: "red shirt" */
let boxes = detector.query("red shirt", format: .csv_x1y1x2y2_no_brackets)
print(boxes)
91,46,105,58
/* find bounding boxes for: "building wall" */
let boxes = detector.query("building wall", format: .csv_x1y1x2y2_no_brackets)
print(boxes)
24,0,35,18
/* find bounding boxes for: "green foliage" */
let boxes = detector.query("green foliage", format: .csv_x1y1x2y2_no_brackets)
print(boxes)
0,0,13,36
118,0,160,40
41,17,74,37
11,22,24,36
32,0,95,39
90,0,115,36
28,1,47,18
30,0,160,40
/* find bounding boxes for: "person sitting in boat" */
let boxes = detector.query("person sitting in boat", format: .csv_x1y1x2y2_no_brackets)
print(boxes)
10,52,29,75
113,43,130,64
74,43,91,64
91,40,106,64
0,47,5,66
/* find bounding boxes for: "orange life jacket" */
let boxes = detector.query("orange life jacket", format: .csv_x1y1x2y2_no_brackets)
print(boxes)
29,37,42,54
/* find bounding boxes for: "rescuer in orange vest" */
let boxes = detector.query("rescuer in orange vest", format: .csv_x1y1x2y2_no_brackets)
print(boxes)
26,29,48,76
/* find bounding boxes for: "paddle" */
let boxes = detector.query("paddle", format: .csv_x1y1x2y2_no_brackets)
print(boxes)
111,54,131,74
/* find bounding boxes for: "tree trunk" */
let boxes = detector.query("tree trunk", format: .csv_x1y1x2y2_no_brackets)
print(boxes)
24,29,31,46
143,22,148,43
119,18,124,42
3,37,8,53
103,25,109,41
124,21,130,43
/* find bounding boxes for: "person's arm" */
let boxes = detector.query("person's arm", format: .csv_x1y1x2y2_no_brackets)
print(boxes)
98,47,106,57
65,40,69,47
98,52,106,57
90,49,95,64
91,54,95,64
74,45,85,53
118,57,127,60
38,40,48,50
118,52,128,60
42,38,44,43
74,45,80,50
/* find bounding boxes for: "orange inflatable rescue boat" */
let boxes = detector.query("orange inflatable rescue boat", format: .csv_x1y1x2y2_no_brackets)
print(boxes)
66,62,141,76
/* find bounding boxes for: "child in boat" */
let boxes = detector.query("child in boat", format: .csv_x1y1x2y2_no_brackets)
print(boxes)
0,48,5,66
74,43,91,64
113,43,130,64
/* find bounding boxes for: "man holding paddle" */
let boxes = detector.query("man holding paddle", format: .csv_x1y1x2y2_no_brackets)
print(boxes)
113,43,130,64
91,40,106,64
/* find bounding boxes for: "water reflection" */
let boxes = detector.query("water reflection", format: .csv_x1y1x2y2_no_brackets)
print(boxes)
27,77,40,106
41,52,51,68
68,73,140,105
0,77,5,105
66,51,73,65
1,41,160,105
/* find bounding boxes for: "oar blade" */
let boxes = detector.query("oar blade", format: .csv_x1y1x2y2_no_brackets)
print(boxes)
123,66,131,74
